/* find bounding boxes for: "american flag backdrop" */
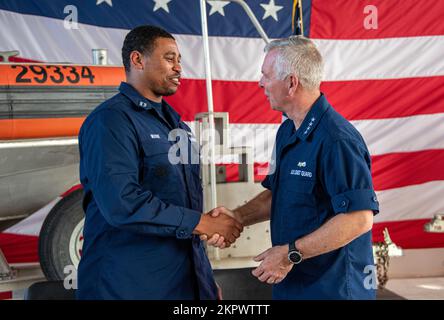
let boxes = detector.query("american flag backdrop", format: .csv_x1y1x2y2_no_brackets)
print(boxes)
0,0,443,267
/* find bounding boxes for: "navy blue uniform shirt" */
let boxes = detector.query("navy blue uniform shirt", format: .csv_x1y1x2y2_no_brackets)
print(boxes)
262,94,379,300
76,82,217,300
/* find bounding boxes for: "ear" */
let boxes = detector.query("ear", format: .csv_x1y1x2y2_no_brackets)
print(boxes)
288,74,299,96
129,51,144,72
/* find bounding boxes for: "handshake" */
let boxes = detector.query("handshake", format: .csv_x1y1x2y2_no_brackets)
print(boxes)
193,206,243,249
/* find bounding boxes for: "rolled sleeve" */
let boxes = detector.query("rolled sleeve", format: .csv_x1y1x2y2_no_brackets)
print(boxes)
321,138,379,215
261,139,279,191
261,174,272,190
331,189,379,214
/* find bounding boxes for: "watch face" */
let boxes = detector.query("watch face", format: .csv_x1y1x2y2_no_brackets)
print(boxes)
288,251,302,264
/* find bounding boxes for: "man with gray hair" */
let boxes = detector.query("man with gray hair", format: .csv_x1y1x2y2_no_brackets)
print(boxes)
204,36,379,299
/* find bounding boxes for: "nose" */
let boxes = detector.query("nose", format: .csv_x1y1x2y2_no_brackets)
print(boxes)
259,76,264,88
173,61,182,73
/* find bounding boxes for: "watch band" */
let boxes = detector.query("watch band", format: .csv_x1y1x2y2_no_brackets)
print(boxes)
288,241,303,264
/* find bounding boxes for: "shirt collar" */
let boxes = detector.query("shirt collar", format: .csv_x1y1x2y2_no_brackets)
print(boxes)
119,82,154,110
296,93,330,141
118,81,181,123
162,99,181,124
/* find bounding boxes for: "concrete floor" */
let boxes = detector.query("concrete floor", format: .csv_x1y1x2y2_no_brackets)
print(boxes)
215,268,444,300
2,264,443,300
385,277,444,300
6,277,444,300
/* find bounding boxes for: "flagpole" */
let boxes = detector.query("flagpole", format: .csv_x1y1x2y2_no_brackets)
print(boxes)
199,0,219,253
228,0,270,44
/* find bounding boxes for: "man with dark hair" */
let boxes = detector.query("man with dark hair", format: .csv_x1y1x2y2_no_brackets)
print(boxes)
121,25,174,72
76,25,242,300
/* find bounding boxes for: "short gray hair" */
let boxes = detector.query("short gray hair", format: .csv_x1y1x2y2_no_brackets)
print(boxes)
265,36,324,90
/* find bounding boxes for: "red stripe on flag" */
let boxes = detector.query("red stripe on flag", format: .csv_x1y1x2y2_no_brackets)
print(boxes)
0,233,39,263
7,75,441,124
218,151,444,192
165,79,281,123
165,77,444,123
373,219,444,249
1,218,442,262
0,56,40,63
310,0,444,39
217,163,270,183
372,150,444,191
0,291,13,300
321,77,444,120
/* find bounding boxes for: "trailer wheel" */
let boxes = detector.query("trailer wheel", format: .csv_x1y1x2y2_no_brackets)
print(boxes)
38,188,84,281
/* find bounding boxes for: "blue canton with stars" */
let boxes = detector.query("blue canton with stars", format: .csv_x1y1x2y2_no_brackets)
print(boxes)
0,0,312,38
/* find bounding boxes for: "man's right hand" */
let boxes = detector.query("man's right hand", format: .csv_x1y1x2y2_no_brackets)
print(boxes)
199,206,243,248
193,207,243,244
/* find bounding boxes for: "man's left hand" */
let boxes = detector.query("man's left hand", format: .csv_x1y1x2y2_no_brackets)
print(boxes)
252,245,293,285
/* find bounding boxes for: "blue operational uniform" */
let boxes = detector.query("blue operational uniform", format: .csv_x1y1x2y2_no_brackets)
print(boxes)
76,82,218,300
262,94,379,300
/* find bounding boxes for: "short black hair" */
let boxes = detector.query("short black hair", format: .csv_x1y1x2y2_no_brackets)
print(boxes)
121,25,175,72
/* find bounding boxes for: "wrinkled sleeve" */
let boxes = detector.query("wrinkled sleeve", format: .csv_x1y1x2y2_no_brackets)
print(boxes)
320,138,379,215
261,141,278,191
261,174,272,190
79,109,201,239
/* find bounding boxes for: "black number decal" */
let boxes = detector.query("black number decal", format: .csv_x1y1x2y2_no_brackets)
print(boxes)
29,65,48,83
48,66,64,83
12,65,31,83
81,66,95,83
63,66,80,83
12,65,96,85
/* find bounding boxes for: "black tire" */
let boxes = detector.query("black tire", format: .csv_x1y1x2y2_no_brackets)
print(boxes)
38,188,85,281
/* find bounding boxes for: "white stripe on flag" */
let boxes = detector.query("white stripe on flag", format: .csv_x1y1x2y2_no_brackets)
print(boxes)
375,181,444,223
314,36,444,81
2,10,444,81
189,116,444,160
352,113,444,156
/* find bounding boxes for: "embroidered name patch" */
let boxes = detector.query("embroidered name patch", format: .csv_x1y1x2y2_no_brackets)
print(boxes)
290,169,312,178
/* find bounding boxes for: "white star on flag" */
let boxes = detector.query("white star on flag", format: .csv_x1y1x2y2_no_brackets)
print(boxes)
96,0,112,6
208,1,230,16
153,0,172,13
260,0,283,21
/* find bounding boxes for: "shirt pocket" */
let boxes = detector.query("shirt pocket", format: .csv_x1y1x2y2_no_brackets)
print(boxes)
140,140,177,197
279,179,319,241
282,178,316,207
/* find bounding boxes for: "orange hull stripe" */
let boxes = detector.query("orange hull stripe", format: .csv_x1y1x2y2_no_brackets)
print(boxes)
0,64,124,87
0,118,86,140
